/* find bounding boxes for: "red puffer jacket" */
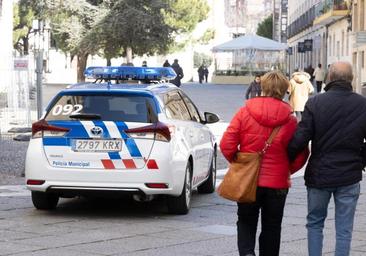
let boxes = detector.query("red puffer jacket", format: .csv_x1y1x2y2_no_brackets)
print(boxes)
220,97,309,189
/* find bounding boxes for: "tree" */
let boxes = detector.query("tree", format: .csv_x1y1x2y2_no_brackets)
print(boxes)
87,0,173,65
163,0,209,51
193,52,212,68
91,0,210,65
13,0,35,55
256,15,273,40
44,0,106,81
12,0,210,81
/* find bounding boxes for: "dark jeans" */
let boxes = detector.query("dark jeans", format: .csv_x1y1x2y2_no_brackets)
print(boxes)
237,187,288,256
316,81,322,93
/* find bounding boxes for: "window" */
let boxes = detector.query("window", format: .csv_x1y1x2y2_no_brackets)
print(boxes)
161,91,191,121
362,51,365,69
341,31,344,56
329,36,332,56
346,31,349,56
179,92,201,122
45,94,158,123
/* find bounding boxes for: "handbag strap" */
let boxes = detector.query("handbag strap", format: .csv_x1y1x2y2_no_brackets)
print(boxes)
260,126,281,155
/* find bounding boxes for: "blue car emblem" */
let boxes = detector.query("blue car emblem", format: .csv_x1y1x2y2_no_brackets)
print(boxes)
91,126,103,136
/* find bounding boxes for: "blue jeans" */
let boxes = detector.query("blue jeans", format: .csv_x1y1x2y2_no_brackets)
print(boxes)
307,183,360,256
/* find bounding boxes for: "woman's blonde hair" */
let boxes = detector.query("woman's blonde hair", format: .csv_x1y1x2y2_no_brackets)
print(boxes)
260,71,289,99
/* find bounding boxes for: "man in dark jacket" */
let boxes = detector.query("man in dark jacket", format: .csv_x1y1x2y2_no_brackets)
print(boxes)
287,61,366,256
170,59,184,87
245,75,262,99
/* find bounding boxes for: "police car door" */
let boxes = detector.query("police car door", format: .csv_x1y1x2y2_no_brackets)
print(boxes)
179,91,213,185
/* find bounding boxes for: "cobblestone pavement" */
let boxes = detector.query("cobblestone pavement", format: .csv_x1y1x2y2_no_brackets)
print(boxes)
0,175,365,255
1,83,365,255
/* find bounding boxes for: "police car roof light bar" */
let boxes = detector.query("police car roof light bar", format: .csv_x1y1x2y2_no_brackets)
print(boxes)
84,66,177,82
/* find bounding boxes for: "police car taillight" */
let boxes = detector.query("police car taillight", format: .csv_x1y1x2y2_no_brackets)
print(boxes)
125,122,173,142
32,119,70,138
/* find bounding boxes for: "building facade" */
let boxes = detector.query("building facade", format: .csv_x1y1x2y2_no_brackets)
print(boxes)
352,0,366,94
273,0,288,43
0,0,13,94
287,0,351,77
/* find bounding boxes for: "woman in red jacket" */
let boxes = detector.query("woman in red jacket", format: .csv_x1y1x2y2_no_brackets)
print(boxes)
220,71,308,256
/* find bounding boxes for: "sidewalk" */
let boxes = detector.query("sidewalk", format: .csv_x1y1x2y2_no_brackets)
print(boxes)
279,174,366,255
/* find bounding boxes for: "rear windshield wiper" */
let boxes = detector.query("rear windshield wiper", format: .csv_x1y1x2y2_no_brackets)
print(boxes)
69,113,101,120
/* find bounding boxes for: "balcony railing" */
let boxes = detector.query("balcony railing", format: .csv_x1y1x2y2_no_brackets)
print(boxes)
313,0,349,26
287,7,315,38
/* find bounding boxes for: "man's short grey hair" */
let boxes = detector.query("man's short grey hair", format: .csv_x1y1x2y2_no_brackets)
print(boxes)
328,62,353,83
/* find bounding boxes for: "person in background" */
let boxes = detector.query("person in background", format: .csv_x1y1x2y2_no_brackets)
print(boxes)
288,61,366,256
323,64,331,85
305,65,315,83
288,71,314,120
198,64,205,84
163,60,170,67
203,66,209,83
170,59,184,87
142,61,147,67
313,64,325,93
220,71,309,256
245,75,262,99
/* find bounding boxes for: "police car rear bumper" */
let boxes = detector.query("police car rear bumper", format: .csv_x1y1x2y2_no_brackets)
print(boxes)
25,140,187,196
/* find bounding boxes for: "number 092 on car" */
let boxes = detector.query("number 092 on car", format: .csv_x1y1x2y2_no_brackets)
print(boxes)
72,139,122,152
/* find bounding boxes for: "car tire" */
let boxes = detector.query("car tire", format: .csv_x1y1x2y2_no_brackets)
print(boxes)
31,191,59,210
197,149,217,194
167,162,192,215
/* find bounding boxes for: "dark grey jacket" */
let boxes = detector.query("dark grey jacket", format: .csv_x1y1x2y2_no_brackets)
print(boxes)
288,80,366,188
171,63,184,87
245,81,261,99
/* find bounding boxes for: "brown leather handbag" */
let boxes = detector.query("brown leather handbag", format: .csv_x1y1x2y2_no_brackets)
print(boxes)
217,126,281,203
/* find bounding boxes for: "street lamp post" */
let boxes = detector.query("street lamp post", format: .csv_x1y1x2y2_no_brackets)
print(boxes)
32,19,45,120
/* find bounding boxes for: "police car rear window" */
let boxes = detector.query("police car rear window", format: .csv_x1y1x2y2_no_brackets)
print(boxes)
45,94,158,123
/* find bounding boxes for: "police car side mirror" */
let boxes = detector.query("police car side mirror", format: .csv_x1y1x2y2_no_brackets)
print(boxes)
204,112,220,124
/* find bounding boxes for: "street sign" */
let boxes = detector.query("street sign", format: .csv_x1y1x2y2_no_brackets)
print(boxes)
304,39,313,51
287,47,293,55
298,42,305,53
14,59,28,70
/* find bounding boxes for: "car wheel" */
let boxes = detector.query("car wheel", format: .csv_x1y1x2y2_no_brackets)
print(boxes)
197,149,217,194
167,162,192,215
31,191,59,210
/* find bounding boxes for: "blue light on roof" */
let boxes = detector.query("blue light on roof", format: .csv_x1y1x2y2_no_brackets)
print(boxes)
84,66,177,81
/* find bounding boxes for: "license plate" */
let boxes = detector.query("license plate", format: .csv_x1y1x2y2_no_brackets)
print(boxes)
72,139,122,152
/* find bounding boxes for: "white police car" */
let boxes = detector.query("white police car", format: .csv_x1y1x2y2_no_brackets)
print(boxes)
25,66,219,214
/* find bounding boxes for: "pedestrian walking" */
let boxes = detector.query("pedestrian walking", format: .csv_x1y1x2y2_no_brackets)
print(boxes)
288,71,314,120
142,61,147,67
203,66,209,83
305,65,315,83
220,71,309,256
245,75,262,99
170,59,184,87
313,64,325,93
163,60,170,67
198,64,205,84
287,61,366,256
323,64,331,85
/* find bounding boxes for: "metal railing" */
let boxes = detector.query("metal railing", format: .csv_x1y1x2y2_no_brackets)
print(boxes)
315,0,349,18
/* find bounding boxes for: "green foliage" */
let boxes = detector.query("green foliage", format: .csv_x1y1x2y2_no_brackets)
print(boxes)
89,0,173,60
13,0,35,54
193,52,212,68
13,0,210,80
194,28,215,45
163,0,209,34
256,15,273,39
164,0,209,51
